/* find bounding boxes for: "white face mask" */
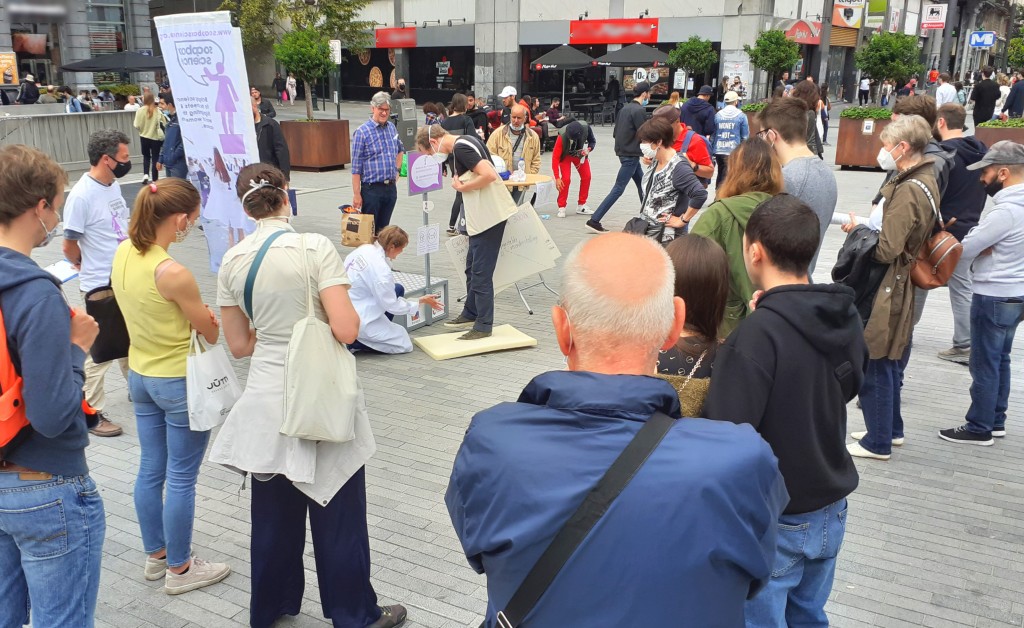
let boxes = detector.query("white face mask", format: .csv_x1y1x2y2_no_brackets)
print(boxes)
35,202,61,248
876,145,901,171
510,123,525,132
175,217,197,243
430,139,448,163
640,142,658,159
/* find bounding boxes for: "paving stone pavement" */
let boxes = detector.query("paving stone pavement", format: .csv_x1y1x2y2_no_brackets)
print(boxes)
29,107,1024,627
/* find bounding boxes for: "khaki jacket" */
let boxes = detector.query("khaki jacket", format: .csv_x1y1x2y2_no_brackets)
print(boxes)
486,124,541,174
864,158,940,360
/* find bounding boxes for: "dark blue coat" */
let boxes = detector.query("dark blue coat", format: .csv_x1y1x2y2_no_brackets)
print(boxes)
159,114,187,178
446,371,789,627
680,96,718,138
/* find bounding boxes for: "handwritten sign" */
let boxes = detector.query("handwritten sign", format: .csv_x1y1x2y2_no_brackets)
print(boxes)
445,204,561,295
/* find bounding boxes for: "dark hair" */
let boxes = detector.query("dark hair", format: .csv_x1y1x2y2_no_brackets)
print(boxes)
434,101,447,117
87,129,130,166
0,145,67,227
129,178,200,252
954,81,964,92
759,97,810,144
466,90,475,98
893,94,938,127
664,235,729,341
983,65,994,78
772,85,785,100
939,73,951,83
57,85,73,96
744,194,820,276
937,103,967,130
717,137,784,199
450,93,468,114
236,163,288,219
637,117,676,147
160,92,175,107
422,102,438,115
790,79,820,112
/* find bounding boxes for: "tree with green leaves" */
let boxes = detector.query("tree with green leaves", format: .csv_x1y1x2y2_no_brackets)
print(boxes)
274,29,335,121
854,32,924,85
668,36,718,97
744,30,801,98
1009,33,1024,71
220,0,374,62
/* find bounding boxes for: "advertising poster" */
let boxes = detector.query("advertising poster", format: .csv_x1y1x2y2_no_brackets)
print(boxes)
834,0,865,28
154,11,260,272
866,0,888,29
0,52,18,85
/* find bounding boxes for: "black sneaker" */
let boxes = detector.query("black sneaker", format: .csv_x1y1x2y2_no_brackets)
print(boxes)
367,604,407,628
586,220,607,233
993,427,1006,438
938,425,994,446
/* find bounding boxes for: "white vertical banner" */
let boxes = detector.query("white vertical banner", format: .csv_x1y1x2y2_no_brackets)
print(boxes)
154,11,260,272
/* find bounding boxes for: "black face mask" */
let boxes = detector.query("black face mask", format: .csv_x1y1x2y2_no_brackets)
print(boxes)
109,158,132,179
985,178,1004,198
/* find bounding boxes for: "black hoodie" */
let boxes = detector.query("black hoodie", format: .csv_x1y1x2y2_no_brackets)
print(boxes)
938,135,988,241
704,284,867,515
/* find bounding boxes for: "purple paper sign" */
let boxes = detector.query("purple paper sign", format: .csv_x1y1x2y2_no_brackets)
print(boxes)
408,151,444,195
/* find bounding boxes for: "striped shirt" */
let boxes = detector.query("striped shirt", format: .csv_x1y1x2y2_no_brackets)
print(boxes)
351,118,403,184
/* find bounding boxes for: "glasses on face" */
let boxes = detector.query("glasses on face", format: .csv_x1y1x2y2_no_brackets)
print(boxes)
757,129,773,140
375,106,391,113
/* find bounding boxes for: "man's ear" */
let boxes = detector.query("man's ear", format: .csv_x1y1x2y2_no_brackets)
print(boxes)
552,306,572,356
661,296,687,352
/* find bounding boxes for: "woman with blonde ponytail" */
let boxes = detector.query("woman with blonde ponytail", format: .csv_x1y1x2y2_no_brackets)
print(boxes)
133,93,165,183
112,178,230,594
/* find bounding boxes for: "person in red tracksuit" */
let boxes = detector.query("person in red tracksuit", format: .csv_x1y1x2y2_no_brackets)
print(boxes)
552,120,597,218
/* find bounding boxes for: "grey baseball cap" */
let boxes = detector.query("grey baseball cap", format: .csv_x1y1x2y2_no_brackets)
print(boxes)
967,140,1024,170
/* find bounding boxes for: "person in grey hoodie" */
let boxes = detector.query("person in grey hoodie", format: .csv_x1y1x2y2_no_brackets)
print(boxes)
712,91,749,187
939,141,1024,446
0,144,104,626
680,85,717,139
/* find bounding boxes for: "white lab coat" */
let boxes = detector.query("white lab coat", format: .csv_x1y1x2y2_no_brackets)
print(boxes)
344,242,420,353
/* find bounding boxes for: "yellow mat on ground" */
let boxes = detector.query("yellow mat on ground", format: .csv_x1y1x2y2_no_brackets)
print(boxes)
413,324,537,361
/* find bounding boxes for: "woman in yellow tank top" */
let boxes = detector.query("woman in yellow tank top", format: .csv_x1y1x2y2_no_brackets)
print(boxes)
111,178,230,595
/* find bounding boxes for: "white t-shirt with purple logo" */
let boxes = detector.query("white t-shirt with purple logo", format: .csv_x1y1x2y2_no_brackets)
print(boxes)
63,175,130,291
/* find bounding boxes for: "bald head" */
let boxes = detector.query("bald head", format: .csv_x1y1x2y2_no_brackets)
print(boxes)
509,104,529,129
558,233,680,367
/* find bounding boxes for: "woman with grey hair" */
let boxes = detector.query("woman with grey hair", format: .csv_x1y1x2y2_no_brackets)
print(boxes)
845,115,939,461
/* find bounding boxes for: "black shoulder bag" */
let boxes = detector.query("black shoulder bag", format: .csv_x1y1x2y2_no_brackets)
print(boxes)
486,411,676,628
622,170,664,241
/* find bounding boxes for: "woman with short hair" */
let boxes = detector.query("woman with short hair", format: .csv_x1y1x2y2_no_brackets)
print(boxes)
636,117,708,243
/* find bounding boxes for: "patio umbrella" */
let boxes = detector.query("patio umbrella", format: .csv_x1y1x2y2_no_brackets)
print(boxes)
530,44,596,107
61,51,165,73
593,43,669,68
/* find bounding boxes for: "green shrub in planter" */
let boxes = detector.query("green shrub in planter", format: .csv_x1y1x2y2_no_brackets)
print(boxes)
741,102,767,113
840,106,893,120
97,84,141,97
977,118,1024,128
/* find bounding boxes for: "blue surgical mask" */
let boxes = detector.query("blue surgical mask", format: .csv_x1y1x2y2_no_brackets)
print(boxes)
642,98,650,106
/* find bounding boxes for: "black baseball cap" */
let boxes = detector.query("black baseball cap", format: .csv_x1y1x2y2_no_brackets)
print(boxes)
633,81,652,96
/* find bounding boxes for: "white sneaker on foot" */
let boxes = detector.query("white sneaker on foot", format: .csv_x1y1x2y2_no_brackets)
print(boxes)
557,208,566,218
145,555,167,581
576,204,593,215
850,431,904,446
847,441,890,460
164,557,230,595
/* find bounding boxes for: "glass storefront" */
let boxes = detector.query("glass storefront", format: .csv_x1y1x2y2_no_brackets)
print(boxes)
87,1,129,84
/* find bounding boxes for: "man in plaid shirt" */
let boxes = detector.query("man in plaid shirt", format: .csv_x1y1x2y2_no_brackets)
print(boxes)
351,92,405,234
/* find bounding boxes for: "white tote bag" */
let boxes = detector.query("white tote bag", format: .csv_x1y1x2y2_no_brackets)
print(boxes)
186,332,242,431
280,235,358,442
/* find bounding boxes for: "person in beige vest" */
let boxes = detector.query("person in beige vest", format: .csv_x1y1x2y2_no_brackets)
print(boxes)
487,104,540,203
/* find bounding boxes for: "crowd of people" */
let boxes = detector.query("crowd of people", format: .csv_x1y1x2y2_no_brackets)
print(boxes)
2,66,1023,628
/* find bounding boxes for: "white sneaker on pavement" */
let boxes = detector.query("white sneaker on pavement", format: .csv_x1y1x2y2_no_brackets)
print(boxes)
164,556,230,595
850,431,904,446
576,204,593,215
145,555,167,581
557,208,566,218
847,441,890,460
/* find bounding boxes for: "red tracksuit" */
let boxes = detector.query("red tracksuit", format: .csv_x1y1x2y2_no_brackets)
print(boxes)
552,135,591,208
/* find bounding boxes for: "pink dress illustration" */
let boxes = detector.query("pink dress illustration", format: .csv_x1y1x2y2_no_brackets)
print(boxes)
204,62,239,135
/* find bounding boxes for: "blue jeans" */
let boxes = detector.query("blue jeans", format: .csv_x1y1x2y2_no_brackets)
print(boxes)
965,294,1024,433
128,372,211,568
360,182,398,235
858,358,903,455
746,499,848,628
0,473,104,627
591,156,643,224
463,220,507,332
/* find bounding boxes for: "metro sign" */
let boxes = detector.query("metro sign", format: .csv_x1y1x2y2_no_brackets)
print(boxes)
969,31,997,47
569,18,659,44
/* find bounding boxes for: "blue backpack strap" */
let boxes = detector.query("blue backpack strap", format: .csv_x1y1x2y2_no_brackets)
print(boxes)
243,230,287,321
681,130,694,153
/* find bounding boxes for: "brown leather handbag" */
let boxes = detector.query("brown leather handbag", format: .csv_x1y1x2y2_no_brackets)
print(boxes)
906,178,963,290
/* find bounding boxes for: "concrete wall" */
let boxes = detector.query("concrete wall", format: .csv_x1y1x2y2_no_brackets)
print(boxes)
0,110,142,176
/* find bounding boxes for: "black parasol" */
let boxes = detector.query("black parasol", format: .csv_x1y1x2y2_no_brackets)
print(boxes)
530,45,597,106
593,43,669,68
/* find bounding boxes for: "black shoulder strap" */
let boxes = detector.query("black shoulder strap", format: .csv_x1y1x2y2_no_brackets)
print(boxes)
495,411,677,628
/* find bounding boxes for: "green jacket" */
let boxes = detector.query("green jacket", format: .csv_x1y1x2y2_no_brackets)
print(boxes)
690,191,773,337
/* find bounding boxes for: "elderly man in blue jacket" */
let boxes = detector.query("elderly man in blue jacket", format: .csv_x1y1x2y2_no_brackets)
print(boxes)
446,232,789,627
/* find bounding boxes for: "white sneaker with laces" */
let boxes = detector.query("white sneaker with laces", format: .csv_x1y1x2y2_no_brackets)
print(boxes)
576,204,593,215
557,208,566,218
145,556,167,581
164,556,230,595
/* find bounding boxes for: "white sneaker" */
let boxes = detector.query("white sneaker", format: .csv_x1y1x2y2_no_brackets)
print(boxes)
847,441,891,460
145,555,167,581
576,204,594,215
164,556,231,595
557,208,566,218
850,431,904,446
141,175,150,184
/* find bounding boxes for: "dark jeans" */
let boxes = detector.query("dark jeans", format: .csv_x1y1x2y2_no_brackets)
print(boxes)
965,294,1024,433
449,191,463,229
858,89,870,106
858,358,903,455
250,470,380,628
821,111,830,143
463,220,507,332
715,154,729,188
349,284,404,353
140,136,163,180
360,182,398,235
591,155,643,224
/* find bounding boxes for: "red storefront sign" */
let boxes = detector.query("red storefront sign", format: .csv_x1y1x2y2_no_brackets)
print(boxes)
569,18,659,45
784,20,821,45
375,27,417,48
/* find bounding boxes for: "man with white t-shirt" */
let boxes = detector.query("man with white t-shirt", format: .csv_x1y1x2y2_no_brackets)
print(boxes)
61,129,134,437
935,73,958,107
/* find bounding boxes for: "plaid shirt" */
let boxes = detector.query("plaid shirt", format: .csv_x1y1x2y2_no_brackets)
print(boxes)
351,118,403,183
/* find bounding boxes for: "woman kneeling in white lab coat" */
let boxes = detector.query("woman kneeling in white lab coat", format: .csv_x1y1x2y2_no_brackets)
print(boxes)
344,226,442,353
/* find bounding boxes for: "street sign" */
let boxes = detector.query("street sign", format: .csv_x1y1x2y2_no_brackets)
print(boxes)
969,31,996,47
329,39,341,64
920,4,946,29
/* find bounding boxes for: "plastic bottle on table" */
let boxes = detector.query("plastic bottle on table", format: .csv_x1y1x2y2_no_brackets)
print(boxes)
514,158,526,182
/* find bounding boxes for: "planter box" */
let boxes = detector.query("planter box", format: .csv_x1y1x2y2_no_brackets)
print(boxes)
279,119,351,171
974,126,1024,147
836,117,891,169
746,112,762,137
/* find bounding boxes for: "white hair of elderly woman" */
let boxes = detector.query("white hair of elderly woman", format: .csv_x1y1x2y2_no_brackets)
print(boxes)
880,114,932,153
559,237,676,355
370,91,391,108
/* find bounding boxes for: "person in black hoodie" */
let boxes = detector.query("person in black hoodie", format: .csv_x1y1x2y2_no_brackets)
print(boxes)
704,194,867,627
931,103,988,364
253,99,290,180
680,85,717,139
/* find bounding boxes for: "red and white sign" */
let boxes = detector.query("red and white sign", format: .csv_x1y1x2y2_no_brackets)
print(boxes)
375,27,416,49
784,20,821,45
569,18,659,45
921,4,947,29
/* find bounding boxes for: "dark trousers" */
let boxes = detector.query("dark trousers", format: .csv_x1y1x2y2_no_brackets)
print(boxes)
858,89,870,106
449,191,463,229
349,284,404,353
462,220,507,332
715,154,729,188
250,470,380,628
360,182,398,235
591,156,643,224
140,137,163,180
821,110,830,143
